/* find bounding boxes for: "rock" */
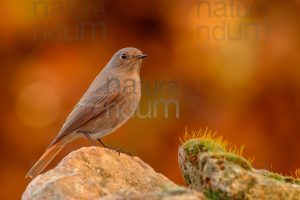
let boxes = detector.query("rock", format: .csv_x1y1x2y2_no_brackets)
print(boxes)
179,138,300,200
26,132,300,200
101,186,206,200
23,147,175,200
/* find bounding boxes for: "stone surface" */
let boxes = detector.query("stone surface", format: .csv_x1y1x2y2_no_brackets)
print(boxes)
23,147,175,200
24,136,300,200
101,186,206,200
179,138,300,200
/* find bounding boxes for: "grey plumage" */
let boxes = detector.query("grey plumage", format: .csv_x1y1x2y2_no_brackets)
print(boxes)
26,47,146,178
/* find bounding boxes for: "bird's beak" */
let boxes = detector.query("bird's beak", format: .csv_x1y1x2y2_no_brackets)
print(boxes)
136,54,147,59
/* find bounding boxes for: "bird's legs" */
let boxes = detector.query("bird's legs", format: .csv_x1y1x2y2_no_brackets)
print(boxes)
79,131,132,156
79,131,98,146
97,138,108,148
97,138,132,156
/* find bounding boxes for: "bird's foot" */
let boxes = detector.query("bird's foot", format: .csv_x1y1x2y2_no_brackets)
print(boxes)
97,139,133,156
109,147,133,157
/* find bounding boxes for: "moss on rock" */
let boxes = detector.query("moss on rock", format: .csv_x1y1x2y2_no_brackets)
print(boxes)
183,138,226,156
179,131,300,200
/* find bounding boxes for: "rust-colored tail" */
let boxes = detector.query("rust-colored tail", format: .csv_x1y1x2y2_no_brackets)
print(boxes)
26,140,65,179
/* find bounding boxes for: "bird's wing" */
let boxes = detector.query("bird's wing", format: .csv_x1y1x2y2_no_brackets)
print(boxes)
48,89,120,147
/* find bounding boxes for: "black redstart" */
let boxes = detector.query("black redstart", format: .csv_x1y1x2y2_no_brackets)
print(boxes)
26,47,147,178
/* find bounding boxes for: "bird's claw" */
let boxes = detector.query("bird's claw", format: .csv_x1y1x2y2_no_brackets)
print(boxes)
109,147,133,157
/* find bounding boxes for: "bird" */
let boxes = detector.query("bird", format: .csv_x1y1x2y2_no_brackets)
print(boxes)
26,47,147,179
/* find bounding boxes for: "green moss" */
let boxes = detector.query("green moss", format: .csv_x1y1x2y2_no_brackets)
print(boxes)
183,139,252,171
263,171,300,185
205,189,235,200
183,139,225,156
224,153,252,170
205,190,222,200
264,172,286,182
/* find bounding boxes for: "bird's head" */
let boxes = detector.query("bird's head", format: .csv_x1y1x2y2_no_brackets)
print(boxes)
108,47,147,74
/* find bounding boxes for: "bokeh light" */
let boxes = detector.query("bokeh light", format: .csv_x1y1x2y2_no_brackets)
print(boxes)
1,0,300,199
16,82,61,128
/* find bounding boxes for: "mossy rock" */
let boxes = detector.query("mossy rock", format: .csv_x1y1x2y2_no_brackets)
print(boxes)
179,137,300,200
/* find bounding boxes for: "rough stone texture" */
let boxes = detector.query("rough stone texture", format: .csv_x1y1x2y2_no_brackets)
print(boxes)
24,137,300,200
179,138,300,200
23,147,175,200
101,186,206,200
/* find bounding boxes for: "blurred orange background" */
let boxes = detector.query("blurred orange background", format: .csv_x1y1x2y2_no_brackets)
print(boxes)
1,0,300,199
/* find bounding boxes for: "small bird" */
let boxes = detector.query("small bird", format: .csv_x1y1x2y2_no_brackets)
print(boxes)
26,47,147,178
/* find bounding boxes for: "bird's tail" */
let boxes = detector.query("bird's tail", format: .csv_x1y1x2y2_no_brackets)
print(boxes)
26,139,65,179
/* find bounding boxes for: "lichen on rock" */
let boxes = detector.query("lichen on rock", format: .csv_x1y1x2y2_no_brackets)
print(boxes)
179,130,300,200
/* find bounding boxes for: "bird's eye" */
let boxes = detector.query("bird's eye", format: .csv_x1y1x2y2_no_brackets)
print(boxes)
121,53,127,60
